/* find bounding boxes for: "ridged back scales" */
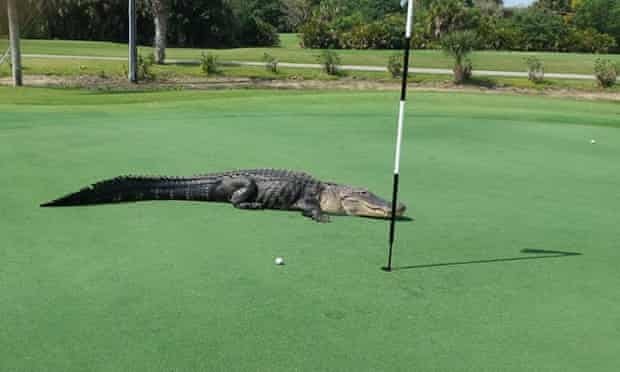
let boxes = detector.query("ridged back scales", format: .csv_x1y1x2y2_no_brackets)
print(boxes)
41,169,323,207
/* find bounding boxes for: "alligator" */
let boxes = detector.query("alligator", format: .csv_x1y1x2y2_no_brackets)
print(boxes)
41,169,407,223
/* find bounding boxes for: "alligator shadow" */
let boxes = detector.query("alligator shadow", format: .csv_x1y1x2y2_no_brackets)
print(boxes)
361,216,415,222
392,249,582,271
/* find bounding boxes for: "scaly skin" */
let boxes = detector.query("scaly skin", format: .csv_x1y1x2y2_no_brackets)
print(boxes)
41,169,407,222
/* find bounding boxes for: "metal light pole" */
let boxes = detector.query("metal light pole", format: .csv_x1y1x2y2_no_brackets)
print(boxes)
128,0,138,83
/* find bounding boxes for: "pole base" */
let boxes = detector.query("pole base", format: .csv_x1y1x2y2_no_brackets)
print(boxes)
381,266,392,272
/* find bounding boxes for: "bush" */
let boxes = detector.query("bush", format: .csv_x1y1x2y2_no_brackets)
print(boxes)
342,14,405,49
200,52,219,75
511,8,568,51
565,28,617,53
121,54,155,81
240,16,280,47
525,56,544,83
476,17,523,50
387,54,402,79
300,12,406,50
139,53,156,80
317,49,341,76
299,17,341,49
263,52,279,73
440,30,478,84
594,58,618,87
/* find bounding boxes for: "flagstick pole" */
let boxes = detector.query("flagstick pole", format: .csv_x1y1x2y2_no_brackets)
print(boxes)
383,0,414,272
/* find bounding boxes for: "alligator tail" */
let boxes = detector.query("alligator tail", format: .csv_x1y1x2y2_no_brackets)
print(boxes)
40,176,215,207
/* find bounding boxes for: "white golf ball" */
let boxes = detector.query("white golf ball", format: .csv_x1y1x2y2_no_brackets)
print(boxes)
590,139,596,144
275,257,285,265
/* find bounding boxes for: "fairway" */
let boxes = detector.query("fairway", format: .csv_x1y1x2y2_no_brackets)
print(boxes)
1,87,619,371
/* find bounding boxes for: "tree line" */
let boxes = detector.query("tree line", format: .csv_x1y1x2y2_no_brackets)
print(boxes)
0,0,289,64
300,0,620,53
2,0,619,56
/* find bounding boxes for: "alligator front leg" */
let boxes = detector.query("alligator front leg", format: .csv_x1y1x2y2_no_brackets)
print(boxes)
301,206,330,223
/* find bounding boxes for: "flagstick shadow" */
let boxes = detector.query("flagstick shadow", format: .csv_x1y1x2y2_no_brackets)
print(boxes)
391,249,582,271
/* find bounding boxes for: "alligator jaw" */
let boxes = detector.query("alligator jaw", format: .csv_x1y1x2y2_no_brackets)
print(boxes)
321,183,407,219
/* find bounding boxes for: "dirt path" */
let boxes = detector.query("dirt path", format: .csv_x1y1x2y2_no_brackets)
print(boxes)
1,74,619,102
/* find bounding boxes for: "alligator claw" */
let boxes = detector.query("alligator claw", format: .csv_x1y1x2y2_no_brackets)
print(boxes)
314,213,330,223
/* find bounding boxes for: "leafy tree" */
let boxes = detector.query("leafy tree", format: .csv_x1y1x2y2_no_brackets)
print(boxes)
512,7,568,51
427,0,469,39
573,0,620,47
281,0,318,31
426,0,480,40
232,0,281,46
534,0,572,13
473,0,504,16
564,27,617,52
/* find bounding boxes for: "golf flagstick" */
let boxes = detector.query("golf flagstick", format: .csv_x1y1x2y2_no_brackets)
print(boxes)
383,0,414,272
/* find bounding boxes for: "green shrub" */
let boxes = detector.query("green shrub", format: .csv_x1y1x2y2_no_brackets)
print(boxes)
511,8,568,51
138,53,155,80
200,52,219,75
440,30,478,84
317,49,341,76
343,14,405,49
300,17,341,49
240,16,280,47
120,54,155,81
565,27,617,53
387,54,402,79
525,56,544,83
263,52,279,73
594,58,618,87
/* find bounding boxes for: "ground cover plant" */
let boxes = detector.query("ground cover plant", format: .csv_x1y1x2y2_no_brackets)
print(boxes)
1,87,619,371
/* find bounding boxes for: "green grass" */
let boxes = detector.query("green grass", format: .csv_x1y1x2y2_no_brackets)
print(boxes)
1,87,620,371
7,34,620,74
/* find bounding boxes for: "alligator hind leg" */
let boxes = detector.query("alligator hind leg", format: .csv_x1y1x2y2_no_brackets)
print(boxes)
222,177,263,209
235,202,264,210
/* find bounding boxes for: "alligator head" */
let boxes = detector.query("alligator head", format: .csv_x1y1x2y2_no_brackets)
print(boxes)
321,183,407,219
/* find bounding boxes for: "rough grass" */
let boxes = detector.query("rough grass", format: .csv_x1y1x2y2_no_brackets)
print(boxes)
9,34,620,74
1,87,620,371
3,57,619,93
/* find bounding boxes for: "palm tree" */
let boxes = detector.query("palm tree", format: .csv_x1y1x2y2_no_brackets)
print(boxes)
150,0,170,64
440,30,478,83
7,0,22,86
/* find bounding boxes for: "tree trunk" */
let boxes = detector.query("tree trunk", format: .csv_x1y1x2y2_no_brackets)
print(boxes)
7,0,22,87
152,0,169,65
453,64,464,84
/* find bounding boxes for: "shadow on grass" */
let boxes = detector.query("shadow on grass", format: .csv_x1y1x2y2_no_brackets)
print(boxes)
391,249,582,271
463,77,498,88
361,215,415,222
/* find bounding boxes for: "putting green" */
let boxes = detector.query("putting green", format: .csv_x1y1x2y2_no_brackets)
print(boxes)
1,87,619,371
